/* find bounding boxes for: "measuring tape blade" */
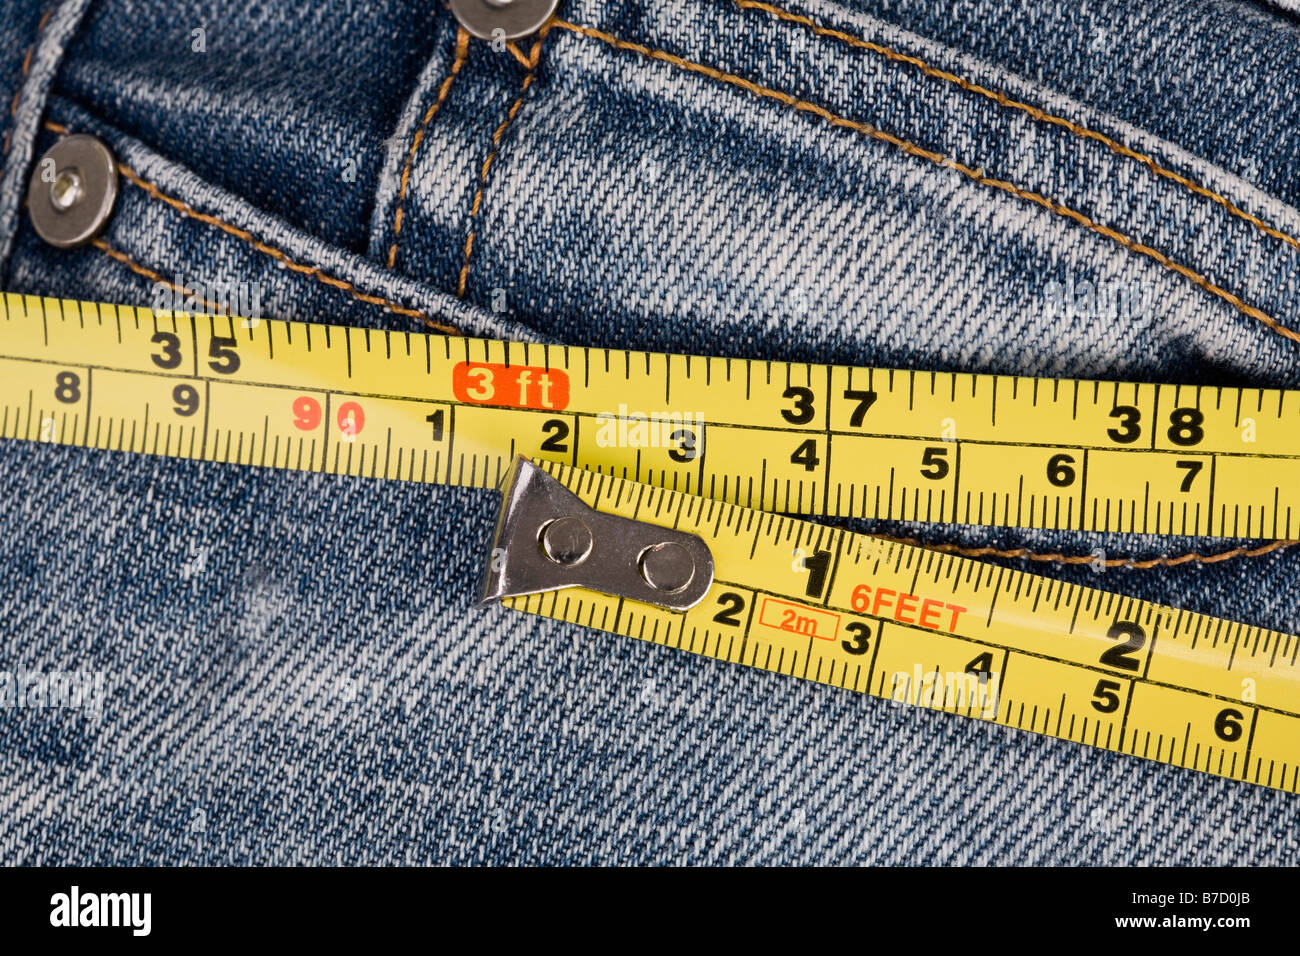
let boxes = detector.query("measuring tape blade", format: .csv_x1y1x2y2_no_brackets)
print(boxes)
3,294,1299,539
498,460,1300,794
3,293,1298,790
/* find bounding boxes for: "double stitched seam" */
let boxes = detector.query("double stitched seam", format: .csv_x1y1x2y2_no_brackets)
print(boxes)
873,534,1299,569
3,7,53,155
552,20,1300,347
387,26,470,269
737,0,1300,258
547,21,1298,568
43,121,459,334
457,30,548,298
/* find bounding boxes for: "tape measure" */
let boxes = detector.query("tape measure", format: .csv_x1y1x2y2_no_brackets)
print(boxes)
3,293,1297,539
498,459,1300,794
1,292,1297,792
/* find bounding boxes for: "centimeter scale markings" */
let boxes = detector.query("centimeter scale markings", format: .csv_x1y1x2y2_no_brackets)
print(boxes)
0,294,1297,790
3,294,1299,538
511,461,1300,794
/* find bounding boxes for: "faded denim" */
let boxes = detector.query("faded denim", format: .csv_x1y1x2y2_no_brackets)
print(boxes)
0,0,1298,864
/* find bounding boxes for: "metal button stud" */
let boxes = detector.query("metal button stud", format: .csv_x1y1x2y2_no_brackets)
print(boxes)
27,134,118,249
448,0,559,41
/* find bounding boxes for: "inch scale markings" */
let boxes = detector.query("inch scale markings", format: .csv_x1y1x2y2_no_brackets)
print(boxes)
3,294,1299,537
2,292,1300,789
510,461,1300,793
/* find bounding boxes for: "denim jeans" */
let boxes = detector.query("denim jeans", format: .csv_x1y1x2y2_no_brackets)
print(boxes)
1,0,1297,864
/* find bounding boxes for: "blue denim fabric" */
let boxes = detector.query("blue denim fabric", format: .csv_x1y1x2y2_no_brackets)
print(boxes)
1,0,1298,864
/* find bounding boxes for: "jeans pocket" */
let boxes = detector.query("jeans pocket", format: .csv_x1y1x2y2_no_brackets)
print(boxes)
12,96,547,344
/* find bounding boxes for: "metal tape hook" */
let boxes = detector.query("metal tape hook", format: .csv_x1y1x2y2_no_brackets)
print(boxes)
479,457,714,611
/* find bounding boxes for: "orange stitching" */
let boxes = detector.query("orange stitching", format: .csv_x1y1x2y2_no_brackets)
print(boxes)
872,533,1299,568
457,31,548,298
552,20,1300,347
736,0,1300,258
3,7,53,155
505,42,532,69
115,156,458,331
43,122,459,333
387,27,470,269
92,237,229,314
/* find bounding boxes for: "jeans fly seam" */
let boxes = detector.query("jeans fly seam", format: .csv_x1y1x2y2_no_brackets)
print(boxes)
735,0,1300,259
552,19,1300,348
387,26,470,270
457,30,548,299
872,534,1299,568
42,121,459,334
3,6,53,156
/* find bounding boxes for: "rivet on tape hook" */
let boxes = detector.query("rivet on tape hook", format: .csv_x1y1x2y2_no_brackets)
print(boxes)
479,457,714,611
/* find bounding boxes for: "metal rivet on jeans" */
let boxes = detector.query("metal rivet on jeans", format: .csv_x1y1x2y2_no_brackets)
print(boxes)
448,0,559,41
27,134,119,249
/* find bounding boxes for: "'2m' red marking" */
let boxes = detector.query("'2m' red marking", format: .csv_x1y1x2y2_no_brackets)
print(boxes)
758,598,840,642
452,363,571,410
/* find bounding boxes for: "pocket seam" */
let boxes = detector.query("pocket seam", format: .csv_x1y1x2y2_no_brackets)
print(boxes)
91,235,231,313
456,31,548,298
2,7,52,156
877,534,1299,569
44,120,459,334
736,0,1300,260
552,18,1300,348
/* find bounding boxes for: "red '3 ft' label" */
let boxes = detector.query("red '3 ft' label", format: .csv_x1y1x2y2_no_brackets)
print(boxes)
451,362,570,410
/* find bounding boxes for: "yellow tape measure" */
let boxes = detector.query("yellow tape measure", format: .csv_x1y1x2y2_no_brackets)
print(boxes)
505,460,1299,794
3,293,1297,538
1,293,1297,792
